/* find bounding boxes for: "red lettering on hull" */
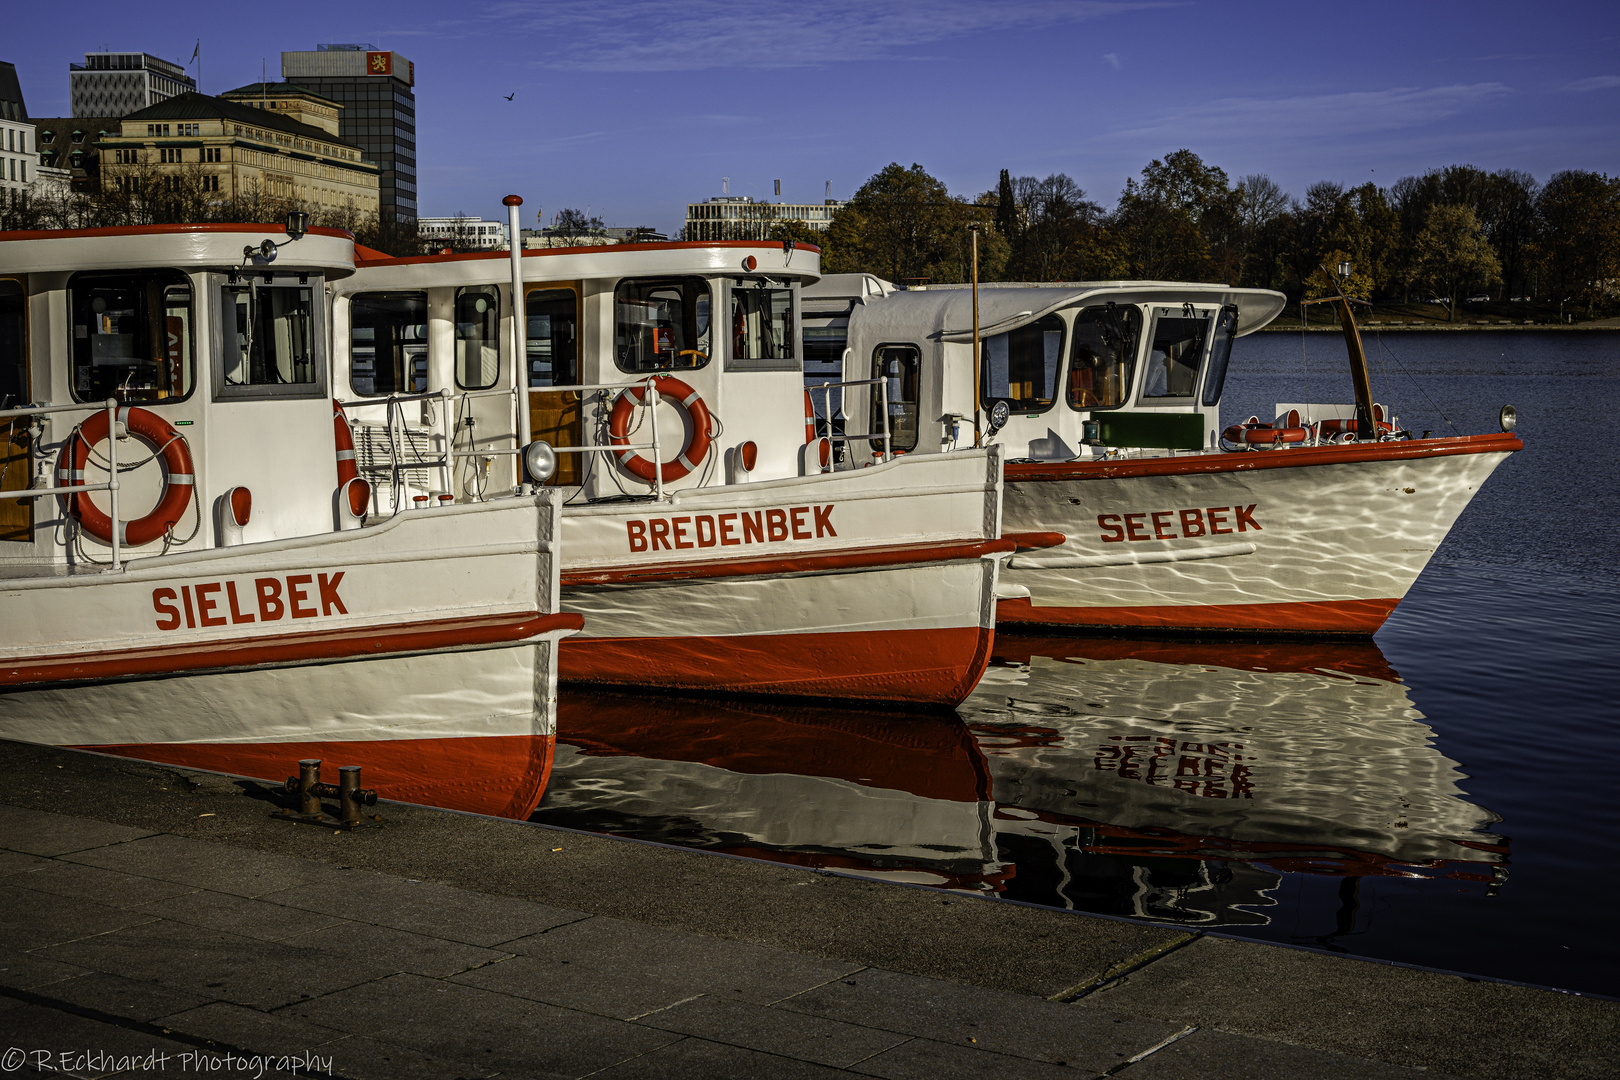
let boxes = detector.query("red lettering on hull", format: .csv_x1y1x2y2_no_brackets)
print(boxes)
1096,504,1261,543
622,505,837,555
153,572,349,631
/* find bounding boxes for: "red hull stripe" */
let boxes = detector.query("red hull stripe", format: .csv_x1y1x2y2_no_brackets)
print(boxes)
357,239,821,268
560,625,996,707
990,635,1402,683
1005,432,1522,483
562,537,1015,588
1006,531,1066,551
0,223,354,242
82,735,557,820
996,596,1401,636
4,611,584,688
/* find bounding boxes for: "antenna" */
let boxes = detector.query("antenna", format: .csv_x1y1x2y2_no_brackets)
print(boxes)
722,177,730,195
825,180,832,200
774,179,780,198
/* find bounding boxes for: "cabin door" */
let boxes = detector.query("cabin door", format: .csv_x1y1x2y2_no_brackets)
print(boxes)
0,278,29,542
526,285,582,486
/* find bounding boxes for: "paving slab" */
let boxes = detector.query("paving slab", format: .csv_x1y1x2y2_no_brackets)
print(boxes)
0,943,91,991
278,920,512,978
0,803,155,856
1085,935,1618,1080
259,867,588,946
0,884,157,950
0,849,53,875
849,1037,1085,1079
132,888,351,941
276,972,678,1077
588,1036,851,1079
40,918,397,1010
61,832,348,897
1122,1027,1464,1079
778,966,1177,1074
151,1000,352,1052
312,1034,505,1080
458,914,860,1019
15,858,199,908
634,994,910,1068
0,1004,203,1079
35,970,212,1023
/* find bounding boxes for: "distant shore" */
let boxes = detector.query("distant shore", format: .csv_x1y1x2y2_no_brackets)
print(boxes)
1258,321,1620,331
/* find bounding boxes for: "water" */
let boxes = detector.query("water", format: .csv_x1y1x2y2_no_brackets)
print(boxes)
533,330,1620,997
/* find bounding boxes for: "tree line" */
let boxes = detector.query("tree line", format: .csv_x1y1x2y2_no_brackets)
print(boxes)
807,155,1620,319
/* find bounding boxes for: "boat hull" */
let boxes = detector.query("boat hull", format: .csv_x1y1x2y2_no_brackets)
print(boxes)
997,434,1518,636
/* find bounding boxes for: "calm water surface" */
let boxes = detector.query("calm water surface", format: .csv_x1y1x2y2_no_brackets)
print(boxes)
534,330,1620,997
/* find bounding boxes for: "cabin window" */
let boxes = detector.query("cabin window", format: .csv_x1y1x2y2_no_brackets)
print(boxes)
454,285,500,390
526,288,578,387
870,344,920,453
614,278,711,373
1140,309,1210,401
1068,304,1142,411
801,314,847,376
0,279,24,410
350,291,427,397
980,314,1064,415
1201,305,1238,407
218,279,320,397
726,279,795,370
68,271,194,404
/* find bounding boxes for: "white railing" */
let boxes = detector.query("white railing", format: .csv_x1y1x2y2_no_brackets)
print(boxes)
514,378,668,499
806,376,892,467
0,399,123,570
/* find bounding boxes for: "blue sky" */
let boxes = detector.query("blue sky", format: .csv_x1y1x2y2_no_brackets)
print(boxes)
9,1,1619,234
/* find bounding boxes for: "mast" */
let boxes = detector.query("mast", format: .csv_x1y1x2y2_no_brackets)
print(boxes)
970,224,981,446
1303,262,1376,437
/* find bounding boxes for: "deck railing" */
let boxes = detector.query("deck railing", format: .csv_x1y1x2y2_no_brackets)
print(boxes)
0,399,123,570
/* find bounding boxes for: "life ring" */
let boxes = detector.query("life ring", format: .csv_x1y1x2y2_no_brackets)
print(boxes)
332,399,358,486
1222,422,1309,447
57,406,193,546
607,375,714,484
803,389,816,444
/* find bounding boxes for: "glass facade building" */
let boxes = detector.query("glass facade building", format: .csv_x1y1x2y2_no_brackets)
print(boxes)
281,46,415,222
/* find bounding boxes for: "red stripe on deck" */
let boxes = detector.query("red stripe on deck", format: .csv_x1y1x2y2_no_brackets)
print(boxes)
562,538,1014,588
82,734,557,820
560,625,996,707
995,596,1402,636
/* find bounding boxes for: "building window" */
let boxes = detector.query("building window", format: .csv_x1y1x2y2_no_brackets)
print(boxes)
454,286,500,390
68,271,194,404
613,278,711,373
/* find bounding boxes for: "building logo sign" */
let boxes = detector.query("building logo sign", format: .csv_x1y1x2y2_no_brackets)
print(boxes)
366,51,392,76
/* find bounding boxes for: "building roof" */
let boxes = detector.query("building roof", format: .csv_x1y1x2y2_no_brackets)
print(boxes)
218,82,340,108
122,92,361,150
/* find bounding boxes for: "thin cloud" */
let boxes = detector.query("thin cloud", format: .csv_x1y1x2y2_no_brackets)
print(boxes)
1103,53,1122,70
1564,75,1620,92
489,0,1175,72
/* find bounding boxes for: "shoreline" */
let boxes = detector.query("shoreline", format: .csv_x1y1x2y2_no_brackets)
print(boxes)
1257,321,1620,331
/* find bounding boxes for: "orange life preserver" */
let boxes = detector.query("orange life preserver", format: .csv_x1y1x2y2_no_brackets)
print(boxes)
57,405,194,547
607,375,714,484
1222,420,1308,447
332,399,358,486
804,389,816,444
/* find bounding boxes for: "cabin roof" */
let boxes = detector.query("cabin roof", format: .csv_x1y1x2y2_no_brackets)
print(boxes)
803,274,1287,338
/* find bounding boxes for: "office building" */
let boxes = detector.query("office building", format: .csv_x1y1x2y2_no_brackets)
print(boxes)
281,45,416,222
420,216,508,250
99,90,378,214
70,52,195,118
1,62,33,198
684,195,847,241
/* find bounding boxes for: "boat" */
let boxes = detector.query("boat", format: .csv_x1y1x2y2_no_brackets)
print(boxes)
801,272,1522,636
336,211,1011,705
0,220,579,819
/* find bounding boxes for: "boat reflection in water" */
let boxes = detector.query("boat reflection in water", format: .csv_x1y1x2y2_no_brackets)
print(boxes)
537,637,1507,930
969,638,1507,926
535,693,1006,889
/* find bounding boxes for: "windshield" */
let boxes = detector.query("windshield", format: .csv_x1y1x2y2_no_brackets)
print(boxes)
1068,304,1141,410
1141,310,1210,401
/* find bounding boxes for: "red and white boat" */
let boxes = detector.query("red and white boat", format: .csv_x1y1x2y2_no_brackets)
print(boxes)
336,213,1010,705
804,273,1520,635
0,222,578,818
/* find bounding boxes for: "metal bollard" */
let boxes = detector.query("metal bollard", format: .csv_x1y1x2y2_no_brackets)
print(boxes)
294,759,323,815
277,759,379,828
339,765,364,826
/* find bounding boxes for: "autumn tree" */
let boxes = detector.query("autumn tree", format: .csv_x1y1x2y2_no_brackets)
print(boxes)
1001,173,1110,281
552,208,605,245
1407,205,1502,320
1112,149,1231,280
824,163,992,283
1536,170,1620,316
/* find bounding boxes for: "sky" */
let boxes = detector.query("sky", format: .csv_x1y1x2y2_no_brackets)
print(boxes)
8,1,1619,235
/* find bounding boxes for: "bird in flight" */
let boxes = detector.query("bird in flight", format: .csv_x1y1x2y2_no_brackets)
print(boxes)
504,93,515,101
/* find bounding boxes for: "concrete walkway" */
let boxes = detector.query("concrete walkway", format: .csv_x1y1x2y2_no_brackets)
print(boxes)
0,739,1613,1080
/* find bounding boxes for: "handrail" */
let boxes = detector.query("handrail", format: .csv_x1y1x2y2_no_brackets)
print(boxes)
528,376,667,500
807,375,891,466
0,398,122,570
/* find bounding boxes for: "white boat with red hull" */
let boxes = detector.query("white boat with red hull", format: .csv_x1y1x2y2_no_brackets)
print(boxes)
804,272,1520,636
0,222,578,818
339,211,1009,705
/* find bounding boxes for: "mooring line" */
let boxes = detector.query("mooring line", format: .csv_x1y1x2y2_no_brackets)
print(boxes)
1050,931,1203,1003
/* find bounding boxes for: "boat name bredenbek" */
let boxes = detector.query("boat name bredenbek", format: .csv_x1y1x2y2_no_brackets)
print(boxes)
153,573,348,630
1098,504,1261,543
626,506,838,553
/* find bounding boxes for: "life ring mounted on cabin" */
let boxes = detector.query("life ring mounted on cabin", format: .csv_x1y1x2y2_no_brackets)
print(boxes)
606,375,715,484
1222,415,1308,449
56,406,194,547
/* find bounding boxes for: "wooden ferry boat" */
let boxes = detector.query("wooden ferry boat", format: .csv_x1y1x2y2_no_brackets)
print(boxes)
337,209,1010,705
0,221,578,818
803,273,1521,636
